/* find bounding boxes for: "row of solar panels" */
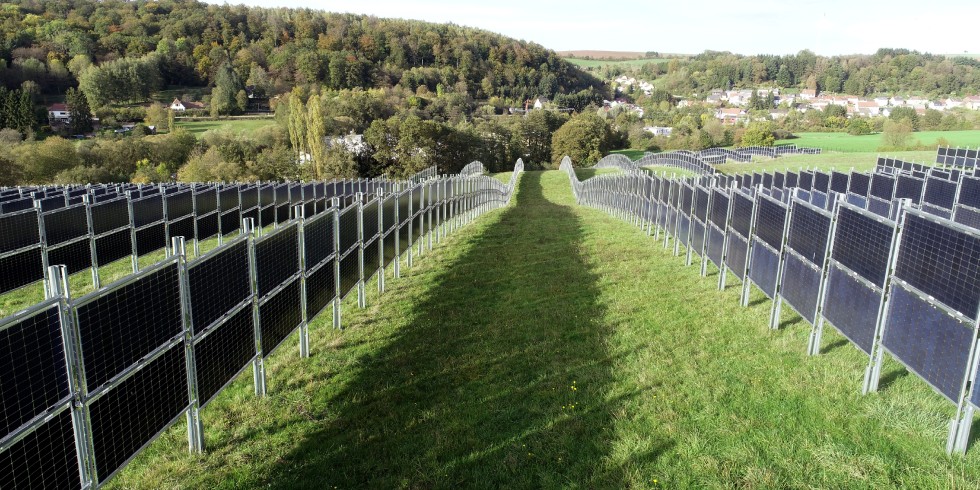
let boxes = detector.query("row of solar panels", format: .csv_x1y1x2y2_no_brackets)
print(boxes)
0,177,423,296
0,162,523,489
590,146,823,176
936,146,980,169
562,156,980,455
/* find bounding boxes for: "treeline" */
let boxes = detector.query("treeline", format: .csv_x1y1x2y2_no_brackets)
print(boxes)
599,49,980,97
0,0,602,107
0,86,36,133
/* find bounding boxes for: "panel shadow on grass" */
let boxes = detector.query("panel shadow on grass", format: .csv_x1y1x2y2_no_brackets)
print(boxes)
267,172,634,488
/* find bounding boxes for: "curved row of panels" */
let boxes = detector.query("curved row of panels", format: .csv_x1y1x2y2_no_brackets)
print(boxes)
561,155,980,455
0,161,523,489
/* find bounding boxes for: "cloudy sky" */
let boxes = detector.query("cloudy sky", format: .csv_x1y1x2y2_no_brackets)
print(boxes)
204,0,979,56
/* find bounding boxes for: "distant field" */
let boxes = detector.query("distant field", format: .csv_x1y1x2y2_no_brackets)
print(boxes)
610,149,648,160
557,50,648,59
715,150,935,175
176,118,276,137
564,58,669,68
780,130,980,152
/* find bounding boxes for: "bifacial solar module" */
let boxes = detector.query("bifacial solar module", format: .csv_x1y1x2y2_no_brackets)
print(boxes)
339,251,359,299
43,205,88,246
958,177,980,210
303,211,335,269
258,278,302,355
0,210,40,253
894,213,980,318
787,202,831,267
822,266,881,354
707,226,725,268
88,343,189,481
338,206,359,255
730,192,754,238
0,407,81,489
749,244,780,298
830,171,849,194
830,205,894,286
814,172,831,193
881,284,975,401
0,304,68,438
780,253,822,324
896,175,924,202
188,239,250,332
135,223,166,256
754,196,786,251
954,205,980,230
75,262,182,392
255,223,299,298
362,201,380,241
193,305,255,406
726,235,748,280
46,238,92,275
305,258,336,319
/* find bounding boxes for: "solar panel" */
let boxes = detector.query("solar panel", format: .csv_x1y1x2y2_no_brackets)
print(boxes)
305,258,336,319
923,177,957,210
188,238,250,332
893,212,980,318
0,407,81,489
339,250,359,299
814,171,830,192
258,278,302,355
754,196,787,251
958,177,980,209
870,174,896,200
43,204,88,246
74,260,183,392
848,172,870,197
254,223,299,298
954,205,980,230
822,266,882,354
881,284,975,402
780,253,823,324
193,305,255,407
88,343,189,481
303,210,336,269
830,204,894,286
896,175,924,202
749,244,780,298
830,171,849,194
730,191,754,238
338,206,359,255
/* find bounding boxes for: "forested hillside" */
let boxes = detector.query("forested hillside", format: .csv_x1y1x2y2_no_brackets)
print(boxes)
0,0,600,104
598,49,980,96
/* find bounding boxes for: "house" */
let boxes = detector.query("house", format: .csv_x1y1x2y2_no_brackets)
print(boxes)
906,96,929,109
643,126,673,137
965,96,980,110
715,107,746,125
945,97,964,109
799,89,817,100
889,96,905,106
874,97,890,107
48,103,70,123
856,100,880,116
769,109,789,120
533,97,549,110
326,132,368,155
169,98,186,111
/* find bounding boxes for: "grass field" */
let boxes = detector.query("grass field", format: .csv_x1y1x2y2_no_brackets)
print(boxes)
176,118,276,137
714,150,935,175
95,170,980,488
780,130,980,153
563,58,670,68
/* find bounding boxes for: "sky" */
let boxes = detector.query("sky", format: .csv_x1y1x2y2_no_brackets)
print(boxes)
204,0,980,56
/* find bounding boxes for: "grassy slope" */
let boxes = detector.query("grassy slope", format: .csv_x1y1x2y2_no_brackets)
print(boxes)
176,119,276,138
714,150,935,175
780,130,980,152
99,171,980,488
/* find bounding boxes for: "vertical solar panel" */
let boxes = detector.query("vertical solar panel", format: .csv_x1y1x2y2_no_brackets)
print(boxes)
88,343,189,481
895,175,924,202
870,174,896,200
258,278,302,355
0,408,81,489
830,171,849,194
187,238,251,332
303,210,335,269
305,258,336,319
848,172,870,197
254,223,299,297
74,260,183,392
754,196,787,251
814,172,830,193
193,305,255,407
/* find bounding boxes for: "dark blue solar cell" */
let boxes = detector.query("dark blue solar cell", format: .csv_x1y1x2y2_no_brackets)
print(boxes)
731,193,754,238
259,278,302,355
830,206,894,286
814,172,831,192
194,305,255,406
305,258,336,319
749,243,780,299
958,177,980,209
0,406,82,489
923,177,957,209
255,223,299,297
780,253,822,324
339,248,360,299
894,213,980,318
707,226,725,268
810,191,828,210
921,203,952,219
710,191,729,229
188,239,250,333
830,171,849,194
867,197,892,218
870,174,896,200
726,235,748,280
693,187,709,222
896,175,924,202
787,202,831,268
954,205,980,230
677,215,691,247
881,285,975,402
799,171,814,190
690,220,706,256
822,266,881,354
754,196,786,251
848,172,870,196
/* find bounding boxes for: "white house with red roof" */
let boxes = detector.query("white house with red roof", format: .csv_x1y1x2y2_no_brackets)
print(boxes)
47,103,70,123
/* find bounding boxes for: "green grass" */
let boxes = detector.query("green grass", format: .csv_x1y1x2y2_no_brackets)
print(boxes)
564,58,669,68
610,149,648,161
177,119,276,138
779,130,980,153
714,150,935,175
96,170,980,488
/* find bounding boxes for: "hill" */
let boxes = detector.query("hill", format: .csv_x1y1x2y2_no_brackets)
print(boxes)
0,0,603,105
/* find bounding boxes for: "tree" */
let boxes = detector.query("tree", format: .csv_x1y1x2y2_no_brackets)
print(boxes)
211,62,245,116
305,93,326,179
20,137,82,182
888,106,920,130
879,118,913,150
286,91,307,164
65,88,93,134
847,117,872,136
738,121,776,147
144,102,168,131
550,111,614,167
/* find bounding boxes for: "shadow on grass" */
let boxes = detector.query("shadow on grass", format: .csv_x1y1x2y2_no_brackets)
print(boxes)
267,172,638,487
